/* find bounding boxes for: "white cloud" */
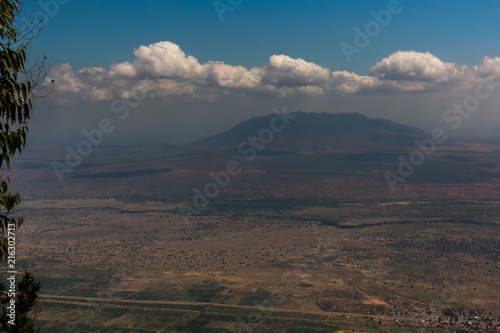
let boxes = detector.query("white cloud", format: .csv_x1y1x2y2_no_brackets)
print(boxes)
370,50,469,83
133,41,207,79
44,64,113,104
44,42,500,104
205,62,261,88
478,56,500,77
77,66,107,82
46,63,87,94
262,54,331,87
107,61,139,79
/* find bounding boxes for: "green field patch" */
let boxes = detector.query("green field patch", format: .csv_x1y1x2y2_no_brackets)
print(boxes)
36,277,86,294
237,288,276,306
187,280,226,302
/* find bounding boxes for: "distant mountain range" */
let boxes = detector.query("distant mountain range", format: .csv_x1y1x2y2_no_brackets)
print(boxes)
15,110,500,202
186,111,429,153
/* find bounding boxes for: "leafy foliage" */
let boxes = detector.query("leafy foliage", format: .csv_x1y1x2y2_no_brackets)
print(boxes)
0,0,40,262
0,272,42,332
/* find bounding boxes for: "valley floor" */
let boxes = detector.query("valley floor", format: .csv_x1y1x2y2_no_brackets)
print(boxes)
13,197,500,332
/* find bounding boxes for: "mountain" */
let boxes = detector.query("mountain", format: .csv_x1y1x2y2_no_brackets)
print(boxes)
18,111,500,202
186,111,429,153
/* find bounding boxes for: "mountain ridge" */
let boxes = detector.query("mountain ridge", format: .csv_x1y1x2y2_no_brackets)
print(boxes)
184,111,429,153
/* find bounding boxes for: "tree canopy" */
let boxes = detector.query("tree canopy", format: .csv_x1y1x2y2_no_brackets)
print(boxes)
0,1,43,330
0,0,41,262
0,272,41,332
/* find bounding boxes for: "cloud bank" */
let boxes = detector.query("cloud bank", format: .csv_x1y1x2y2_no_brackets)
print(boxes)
44,41,500,104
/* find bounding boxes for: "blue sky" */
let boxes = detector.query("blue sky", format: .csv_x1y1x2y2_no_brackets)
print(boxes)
22,0,500,73
17,0,500,144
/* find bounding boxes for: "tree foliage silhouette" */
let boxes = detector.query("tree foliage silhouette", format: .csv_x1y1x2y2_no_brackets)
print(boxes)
0,0,46,331
0,272,41,332
0,0,46,261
